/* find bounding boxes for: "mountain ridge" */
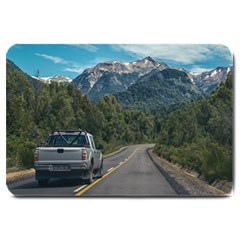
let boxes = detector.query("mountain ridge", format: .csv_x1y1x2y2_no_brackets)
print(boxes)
192,66,233,94
72,57,169,99
72,57,232,101
7,58,233,113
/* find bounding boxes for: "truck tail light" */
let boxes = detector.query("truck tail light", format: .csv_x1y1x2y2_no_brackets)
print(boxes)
34,150,39,161
82,148,88,161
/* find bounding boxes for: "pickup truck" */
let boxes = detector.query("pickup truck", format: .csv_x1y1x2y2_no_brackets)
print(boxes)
34,130,103,186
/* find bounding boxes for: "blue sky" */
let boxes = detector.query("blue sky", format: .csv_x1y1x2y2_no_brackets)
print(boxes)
6,44,233,79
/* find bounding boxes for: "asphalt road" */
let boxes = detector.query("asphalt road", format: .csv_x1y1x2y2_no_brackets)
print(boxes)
7,144,178,197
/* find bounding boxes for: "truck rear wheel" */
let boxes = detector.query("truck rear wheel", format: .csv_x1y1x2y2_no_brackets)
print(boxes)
96,163,103,178
85,165,93,184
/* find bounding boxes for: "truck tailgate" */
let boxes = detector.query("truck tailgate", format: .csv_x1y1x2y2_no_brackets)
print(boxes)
38,147,82,161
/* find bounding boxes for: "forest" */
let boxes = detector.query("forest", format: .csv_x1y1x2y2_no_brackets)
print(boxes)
6,69,233,183
6,70,157,169
154,74,233,182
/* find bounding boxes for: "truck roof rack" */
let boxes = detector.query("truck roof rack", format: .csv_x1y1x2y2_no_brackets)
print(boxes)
51,130,90,135
52,130,86,133
49,130,91,146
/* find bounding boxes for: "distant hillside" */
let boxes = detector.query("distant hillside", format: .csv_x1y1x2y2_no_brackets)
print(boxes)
6,59,44,90
115,68,203,114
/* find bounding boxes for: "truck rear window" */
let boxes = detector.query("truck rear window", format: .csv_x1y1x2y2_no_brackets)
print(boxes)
47,134,89,147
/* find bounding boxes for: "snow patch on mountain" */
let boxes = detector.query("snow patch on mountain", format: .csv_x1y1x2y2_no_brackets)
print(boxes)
210,70,217,77
190,72,201,76
32,75,72,84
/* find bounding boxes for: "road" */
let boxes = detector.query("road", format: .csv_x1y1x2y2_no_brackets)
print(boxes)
7,144,178,197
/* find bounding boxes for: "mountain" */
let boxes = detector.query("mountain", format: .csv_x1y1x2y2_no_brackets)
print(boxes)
115,68,203,114
192,66,233,95
73,56,232,101
32,75,72,84
7,58,232,113
72,56,169,100
6,59,44,90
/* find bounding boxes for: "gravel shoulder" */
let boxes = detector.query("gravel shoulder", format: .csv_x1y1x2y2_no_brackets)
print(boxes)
6,168,35,184
148,149,232,197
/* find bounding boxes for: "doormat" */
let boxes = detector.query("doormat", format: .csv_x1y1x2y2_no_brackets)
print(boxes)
6,44,233,197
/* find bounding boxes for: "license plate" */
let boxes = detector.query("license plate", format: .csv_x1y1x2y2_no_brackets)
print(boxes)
49,165,70,171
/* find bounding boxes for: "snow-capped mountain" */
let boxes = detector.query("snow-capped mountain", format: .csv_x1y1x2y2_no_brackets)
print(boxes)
32,75,72,84
72,56,232,100
8,56,233,113
72,57,169,100
192,67,233,94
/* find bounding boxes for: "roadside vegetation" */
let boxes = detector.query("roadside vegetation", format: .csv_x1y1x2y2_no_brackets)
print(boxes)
6,69,233,183
153,74,233,183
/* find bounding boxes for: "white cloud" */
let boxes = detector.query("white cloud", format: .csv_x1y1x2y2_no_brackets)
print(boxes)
190,66,213,73
35,53,67,64
70,44,98,52
62,65,84,74
210,44,232,62
36,52,85,74
112,44,232,65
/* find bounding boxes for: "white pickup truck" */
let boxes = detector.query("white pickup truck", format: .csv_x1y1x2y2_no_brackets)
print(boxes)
34,130,103,186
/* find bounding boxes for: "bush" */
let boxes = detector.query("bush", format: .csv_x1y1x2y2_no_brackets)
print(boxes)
154,141,232,183
7,136,35,170
18,141,36,169
200,143,232,183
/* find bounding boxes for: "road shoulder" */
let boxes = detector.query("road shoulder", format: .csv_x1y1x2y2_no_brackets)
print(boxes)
148,149,230,196
6,168,35,184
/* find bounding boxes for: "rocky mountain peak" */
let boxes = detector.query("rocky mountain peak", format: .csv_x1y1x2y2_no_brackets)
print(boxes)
143,56,156,63
72,57,169,96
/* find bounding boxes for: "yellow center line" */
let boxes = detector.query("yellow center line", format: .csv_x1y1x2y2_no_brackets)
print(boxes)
75,147,139,197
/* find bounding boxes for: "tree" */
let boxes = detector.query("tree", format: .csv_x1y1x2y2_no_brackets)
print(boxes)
35,69,40,78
